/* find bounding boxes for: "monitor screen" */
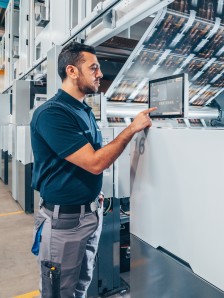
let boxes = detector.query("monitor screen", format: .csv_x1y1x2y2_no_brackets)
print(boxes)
149,73,188,118
85,94,101,121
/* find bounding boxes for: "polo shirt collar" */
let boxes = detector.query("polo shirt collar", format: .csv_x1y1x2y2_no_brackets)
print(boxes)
56,89,92,112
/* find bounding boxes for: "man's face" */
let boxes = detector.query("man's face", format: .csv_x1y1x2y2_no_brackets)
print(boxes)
76,52,103,95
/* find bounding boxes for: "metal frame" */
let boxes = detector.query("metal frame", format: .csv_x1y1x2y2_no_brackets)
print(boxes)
105,7,167,98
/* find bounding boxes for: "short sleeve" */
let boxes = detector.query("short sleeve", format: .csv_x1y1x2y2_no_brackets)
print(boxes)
35,107,89,158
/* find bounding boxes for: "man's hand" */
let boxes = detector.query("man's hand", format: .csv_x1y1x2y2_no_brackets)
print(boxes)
130,107,157,133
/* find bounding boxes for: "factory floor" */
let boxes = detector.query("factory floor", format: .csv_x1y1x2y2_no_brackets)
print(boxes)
0,180,130,298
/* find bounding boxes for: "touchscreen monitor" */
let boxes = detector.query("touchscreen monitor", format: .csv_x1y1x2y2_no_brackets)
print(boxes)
149,73,188,118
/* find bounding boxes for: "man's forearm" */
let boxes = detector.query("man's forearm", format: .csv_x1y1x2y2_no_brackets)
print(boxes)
94,125,135,172
65,108,155,175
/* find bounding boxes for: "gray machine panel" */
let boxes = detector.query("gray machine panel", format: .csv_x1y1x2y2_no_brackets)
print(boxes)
0,149,3,181
131,234,224,298
101,127,130,199
130,127,224,292
47,45,62,99
16,160,33,213
12,80,31,125
113,127,130,199
0,94,10,124
8,154,12,191
101,127,114,198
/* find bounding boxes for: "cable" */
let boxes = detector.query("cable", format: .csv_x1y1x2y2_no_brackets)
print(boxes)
120,207,130,217
103,197,112,215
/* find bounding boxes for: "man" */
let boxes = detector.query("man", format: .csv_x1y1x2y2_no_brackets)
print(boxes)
30,41,156,297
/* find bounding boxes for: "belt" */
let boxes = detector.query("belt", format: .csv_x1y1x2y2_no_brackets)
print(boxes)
43,202,92,214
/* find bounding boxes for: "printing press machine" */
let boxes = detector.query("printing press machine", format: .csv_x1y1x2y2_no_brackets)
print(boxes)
130,123,224,298
0,0,224,296
103,2,224,295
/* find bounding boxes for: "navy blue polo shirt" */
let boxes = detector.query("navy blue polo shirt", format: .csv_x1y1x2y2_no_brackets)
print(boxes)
30,89,103,205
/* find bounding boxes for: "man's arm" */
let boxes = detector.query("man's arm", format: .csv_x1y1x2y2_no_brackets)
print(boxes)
65,107,156,175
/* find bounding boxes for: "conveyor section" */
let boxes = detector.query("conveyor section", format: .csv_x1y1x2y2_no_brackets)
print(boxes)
106,4,224,107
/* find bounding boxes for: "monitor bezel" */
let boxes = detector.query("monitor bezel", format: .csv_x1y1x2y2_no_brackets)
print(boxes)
149,73,188,119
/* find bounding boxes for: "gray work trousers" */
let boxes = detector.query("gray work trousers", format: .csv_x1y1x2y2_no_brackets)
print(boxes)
33,203,103,298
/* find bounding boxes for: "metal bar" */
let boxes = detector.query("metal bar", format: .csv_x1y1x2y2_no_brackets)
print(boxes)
63,0,121,46
106,102,219,119
105,7,167,98
3,56,47,93
86,0,173,47
2,0,122,93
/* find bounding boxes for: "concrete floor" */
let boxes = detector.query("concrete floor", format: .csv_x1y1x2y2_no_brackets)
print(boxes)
0,180,39,298
0,179,130,298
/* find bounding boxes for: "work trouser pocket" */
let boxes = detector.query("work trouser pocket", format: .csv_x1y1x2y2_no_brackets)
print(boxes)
31,212,46,256
41,260,61,298
52,214,81,230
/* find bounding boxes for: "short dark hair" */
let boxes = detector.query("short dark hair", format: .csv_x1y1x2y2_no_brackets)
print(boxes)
58,42,96,81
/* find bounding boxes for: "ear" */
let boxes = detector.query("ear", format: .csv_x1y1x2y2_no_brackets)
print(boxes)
65,65,79,79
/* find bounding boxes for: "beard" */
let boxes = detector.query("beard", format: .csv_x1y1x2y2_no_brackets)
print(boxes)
77,76,98,95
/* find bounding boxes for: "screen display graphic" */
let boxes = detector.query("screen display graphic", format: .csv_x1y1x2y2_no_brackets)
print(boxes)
149,73,188,118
